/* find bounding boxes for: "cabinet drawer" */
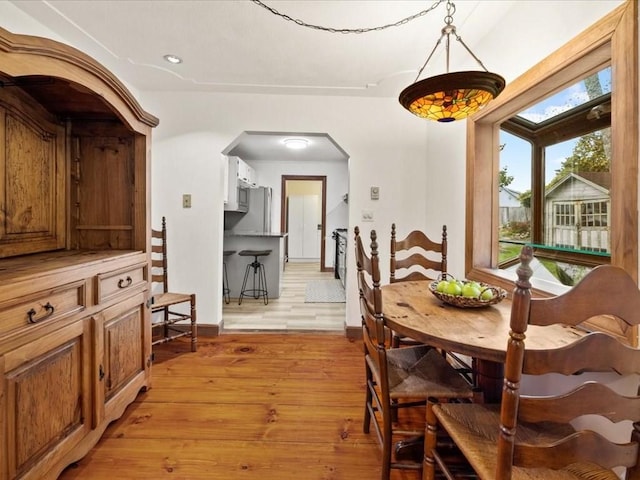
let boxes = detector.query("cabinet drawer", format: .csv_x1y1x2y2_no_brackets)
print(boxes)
0,280,86,335
96,262,147,304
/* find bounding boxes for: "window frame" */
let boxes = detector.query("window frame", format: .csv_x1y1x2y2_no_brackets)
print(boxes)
465,1,638,345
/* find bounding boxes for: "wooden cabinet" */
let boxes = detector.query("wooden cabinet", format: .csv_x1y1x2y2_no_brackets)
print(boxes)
0,27,158,480
2,320,91,480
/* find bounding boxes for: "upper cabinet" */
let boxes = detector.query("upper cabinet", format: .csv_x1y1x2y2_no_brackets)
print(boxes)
225,155,256,211
230,155,257,189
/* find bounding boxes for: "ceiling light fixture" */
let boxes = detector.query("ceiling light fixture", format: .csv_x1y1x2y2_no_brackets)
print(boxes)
399,0,505,122
163,54,183,65
283,138,309,150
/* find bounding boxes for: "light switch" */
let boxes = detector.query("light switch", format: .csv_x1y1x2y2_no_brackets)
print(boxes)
362,209,374,222
182,194,192,208
370,186,380,200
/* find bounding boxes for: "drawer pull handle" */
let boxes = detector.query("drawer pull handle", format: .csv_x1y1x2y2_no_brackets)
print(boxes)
27,302,55,324
118,276,133,288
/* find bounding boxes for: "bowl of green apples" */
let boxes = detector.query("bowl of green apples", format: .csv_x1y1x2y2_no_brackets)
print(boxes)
429,275,507,308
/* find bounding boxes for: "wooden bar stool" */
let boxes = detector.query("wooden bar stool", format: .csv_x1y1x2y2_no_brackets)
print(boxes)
222,250,235,304
238,249,272,305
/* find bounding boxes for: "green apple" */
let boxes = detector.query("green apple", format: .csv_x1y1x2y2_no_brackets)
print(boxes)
445,280,462,296
462,284,481,298
480,288,495,301
436,280,448,293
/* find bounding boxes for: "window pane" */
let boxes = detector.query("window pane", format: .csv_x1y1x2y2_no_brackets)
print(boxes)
498,131,531,265
543,128,611,258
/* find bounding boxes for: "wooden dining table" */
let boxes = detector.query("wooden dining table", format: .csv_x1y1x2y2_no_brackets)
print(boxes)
382,280,587,403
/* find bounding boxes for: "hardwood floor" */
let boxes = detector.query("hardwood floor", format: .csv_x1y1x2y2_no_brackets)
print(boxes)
58,334,425,480
222,262,346,332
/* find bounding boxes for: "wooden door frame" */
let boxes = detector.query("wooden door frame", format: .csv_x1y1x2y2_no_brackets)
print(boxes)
280,175,328,272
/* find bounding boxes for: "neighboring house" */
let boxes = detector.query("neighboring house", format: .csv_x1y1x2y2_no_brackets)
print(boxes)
544,172,611,253
499,186,529,226
499,186,521,207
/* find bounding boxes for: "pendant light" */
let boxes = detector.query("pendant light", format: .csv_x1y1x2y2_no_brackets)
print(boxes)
399,0,505,122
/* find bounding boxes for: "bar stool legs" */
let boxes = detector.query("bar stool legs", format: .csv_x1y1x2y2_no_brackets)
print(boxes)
222,250,235,304
238,249,272,305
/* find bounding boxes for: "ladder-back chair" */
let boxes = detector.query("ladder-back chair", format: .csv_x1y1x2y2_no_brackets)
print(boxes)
355,226,474,480
390,223,447,283
151,216,197,352
425,245,640,479
389,223,474,384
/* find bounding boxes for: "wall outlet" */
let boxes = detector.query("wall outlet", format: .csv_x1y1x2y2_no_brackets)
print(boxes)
362,209,374,222
182,194,192,208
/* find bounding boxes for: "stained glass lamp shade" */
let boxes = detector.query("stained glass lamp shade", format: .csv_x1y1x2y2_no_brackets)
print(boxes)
399,71,506,122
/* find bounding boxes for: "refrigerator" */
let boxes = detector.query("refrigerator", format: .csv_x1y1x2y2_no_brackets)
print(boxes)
231,186,272,232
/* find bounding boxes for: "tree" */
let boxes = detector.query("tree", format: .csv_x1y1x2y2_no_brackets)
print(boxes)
547,130,609,188
499,166,514,188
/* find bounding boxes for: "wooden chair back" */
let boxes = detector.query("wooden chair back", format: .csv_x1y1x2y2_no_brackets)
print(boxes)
499,245,640,478
390,223,447,283
151,216,169,293
354,226,386,353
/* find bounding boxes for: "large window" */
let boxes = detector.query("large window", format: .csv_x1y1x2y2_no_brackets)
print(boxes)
498,71,612,286
466,2,637,345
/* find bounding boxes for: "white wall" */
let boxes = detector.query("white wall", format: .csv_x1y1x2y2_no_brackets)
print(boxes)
140,91,429,326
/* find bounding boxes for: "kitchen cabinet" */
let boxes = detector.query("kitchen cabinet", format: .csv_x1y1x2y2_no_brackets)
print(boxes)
0,27,156,480
225,156,256,211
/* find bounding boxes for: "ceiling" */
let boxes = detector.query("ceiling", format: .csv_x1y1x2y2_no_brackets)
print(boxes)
8,0,516,161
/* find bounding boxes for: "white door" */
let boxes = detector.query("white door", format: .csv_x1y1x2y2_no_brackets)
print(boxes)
288,195,320,260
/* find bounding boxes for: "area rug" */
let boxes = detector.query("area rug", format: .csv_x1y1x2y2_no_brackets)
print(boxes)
304,279,346,303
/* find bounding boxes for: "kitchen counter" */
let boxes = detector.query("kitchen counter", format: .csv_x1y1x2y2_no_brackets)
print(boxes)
225,231,288,238
222,232,286,301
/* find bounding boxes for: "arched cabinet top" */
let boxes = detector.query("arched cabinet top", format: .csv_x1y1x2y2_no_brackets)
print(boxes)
0,26,159,133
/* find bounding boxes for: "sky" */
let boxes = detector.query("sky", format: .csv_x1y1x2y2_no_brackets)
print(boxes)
499,67,611,193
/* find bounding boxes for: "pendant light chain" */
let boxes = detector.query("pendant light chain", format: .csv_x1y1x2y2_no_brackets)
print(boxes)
250,0,445,34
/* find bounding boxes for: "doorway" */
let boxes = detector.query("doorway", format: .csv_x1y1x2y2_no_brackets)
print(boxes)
280,175,328,272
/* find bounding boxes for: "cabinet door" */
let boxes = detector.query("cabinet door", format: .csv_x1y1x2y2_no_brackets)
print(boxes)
1,320,91,480
0,100,66,259
93,292,150,426
237,158,248,183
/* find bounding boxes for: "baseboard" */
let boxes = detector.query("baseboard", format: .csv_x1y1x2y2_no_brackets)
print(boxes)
165,323,220,337
171,323,358,339
345,325,362,341
198,324,220,336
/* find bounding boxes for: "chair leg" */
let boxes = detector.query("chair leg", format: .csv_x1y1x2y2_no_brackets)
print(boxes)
189,294,197,352
223,261,230,304
381,406,393,480
238,262,252,305
259,261,268,305
424,397,438,480
363,380,373,434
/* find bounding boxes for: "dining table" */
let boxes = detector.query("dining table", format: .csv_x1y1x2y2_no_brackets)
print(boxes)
382,280,587,403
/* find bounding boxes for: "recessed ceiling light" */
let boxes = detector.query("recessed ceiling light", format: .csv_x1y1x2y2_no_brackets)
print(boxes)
163,54,183,64
283,138,309,150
